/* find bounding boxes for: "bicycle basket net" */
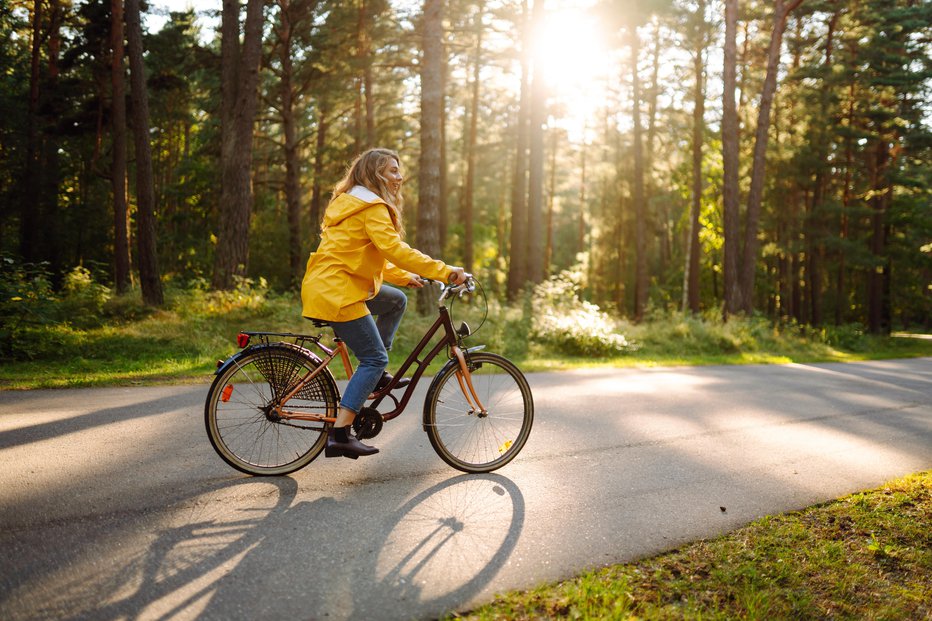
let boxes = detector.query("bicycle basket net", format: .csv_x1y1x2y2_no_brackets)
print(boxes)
253,346,324,400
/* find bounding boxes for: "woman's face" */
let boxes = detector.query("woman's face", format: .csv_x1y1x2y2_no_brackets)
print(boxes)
383,158,403,196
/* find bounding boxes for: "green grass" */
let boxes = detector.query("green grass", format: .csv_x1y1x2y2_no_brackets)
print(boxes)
450,471,932,620
1,288,929,390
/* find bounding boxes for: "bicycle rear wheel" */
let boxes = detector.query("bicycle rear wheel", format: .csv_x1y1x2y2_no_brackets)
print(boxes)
424,352,533,473
205,343,338,476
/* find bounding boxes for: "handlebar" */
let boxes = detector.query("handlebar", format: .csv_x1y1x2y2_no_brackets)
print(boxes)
418,276,476,305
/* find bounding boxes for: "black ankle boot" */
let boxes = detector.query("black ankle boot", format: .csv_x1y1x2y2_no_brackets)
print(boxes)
325,426,379,459
374,371,411,392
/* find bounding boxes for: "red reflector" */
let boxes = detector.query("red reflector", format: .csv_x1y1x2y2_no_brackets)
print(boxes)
221,384,234,402
237,333,250,348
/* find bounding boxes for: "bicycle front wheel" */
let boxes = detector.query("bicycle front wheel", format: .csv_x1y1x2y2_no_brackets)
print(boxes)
424,352,533,473
205,344,338,476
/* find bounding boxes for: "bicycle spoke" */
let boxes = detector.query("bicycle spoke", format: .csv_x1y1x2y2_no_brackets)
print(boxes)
425,353,533,473
206,345,338,475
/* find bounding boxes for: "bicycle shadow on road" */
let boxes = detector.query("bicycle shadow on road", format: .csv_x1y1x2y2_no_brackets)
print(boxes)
199,473,525,620
3,472,525,621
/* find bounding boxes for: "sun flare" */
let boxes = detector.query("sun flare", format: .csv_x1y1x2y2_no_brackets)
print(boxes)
532,7,610,140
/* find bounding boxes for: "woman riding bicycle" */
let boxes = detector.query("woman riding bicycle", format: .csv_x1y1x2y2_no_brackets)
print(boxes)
301,148,467,459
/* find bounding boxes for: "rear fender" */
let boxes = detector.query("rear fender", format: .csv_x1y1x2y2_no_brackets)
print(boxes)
214,342,325,376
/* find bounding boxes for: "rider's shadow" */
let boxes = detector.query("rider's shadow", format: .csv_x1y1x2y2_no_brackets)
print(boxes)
195,473,525,620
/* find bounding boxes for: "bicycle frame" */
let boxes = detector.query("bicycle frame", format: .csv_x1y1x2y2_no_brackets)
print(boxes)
271,287,487,425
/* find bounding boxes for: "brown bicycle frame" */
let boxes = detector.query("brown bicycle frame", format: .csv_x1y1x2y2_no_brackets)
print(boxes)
273,304,487,424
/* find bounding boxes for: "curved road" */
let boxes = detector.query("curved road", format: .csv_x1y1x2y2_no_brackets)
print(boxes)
1,358,930,620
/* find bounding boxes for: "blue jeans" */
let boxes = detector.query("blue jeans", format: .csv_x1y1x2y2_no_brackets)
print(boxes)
330,285,408,414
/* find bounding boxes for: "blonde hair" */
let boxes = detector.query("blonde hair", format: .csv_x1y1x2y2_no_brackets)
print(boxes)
332,148,405,235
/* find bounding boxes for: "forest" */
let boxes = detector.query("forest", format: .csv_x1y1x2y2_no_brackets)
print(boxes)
1,0,929,337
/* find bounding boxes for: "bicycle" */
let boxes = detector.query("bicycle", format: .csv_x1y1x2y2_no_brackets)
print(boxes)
204,278,534,476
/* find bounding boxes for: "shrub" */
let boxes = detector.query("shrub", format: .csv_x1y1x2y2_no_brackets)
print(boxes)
529,263,632,357
0,257,62,359
59,265,112,328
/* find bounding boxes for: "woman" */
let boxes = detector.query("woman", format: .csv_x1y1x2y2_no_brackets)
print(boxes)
301,148,467,459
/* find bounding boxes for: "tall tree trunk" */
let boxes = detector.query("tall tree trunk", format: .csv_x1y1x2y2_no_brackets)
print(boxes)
212,0,265,290
630,24,647,321
683,6,705,315
359,0,375,147
310,102,329,251
416,0,443,312
738,0,803,313
867,139,889,334
836,82,854,325
20,0,42,262
126,0,164,306
111,0,130,294
577,137,587,257
525,0,546,285
545,127,557,275
506,0,530,299
41,0,64,274
439,48,449,254
462,3,483,273
646,21,662,272
721,0,741,317
276,0,303,287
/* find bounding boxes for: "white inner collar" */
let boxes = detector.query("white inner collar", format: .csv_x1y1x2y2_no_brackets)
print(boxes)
348,185,383,203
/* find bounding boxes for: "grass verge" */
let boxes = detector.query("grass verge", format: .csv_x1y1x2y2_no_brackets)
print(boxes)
451,471,932,620
1,289,930,390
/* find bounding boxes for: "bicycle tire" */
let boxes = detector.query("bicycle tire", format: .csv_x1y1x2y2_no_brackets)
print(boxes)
205,343,339,476
424,352,533,473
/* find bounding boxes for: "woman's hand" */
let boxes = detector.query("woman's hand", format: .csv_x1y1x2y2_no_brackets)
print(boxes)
448,266,469,285
407,275,425,288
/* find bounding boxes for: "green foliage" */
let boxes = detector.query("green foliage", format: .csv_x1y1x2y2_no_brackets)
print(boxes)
530,263,633,357
58,265,112,327
0,257,59,359
453,471,932,620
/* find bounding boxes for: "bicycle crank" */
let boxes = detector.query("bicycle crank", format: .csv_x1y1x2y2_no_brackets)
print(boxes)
352,406,384,440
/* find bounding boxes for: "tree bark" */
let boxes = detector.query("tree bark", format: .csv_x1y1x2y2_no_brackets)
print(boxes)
683,2,706,315
20,0,43,262
359,0,375,147
439,48,449,254
111,0,130,294
721,0,740,318
310,102,329,251
276,0,304,287
630,24,647,321
867,139,889,334
545,127,557,275
416,0,443,312
462,3,483,273
506,0,530,299
212,0,265,290
836,82,854,325
738,0,803,313
126,0,164,305
41,0,64,275
525,0,546,285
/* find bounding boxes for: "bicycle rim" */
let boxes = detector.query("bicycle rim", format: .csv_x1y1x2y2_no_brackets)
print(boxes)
425,352,533,473
205,345,337,476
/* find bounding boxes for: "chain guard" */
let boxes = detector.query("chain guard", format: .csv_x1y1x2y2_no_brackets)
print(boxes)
352,406,384,440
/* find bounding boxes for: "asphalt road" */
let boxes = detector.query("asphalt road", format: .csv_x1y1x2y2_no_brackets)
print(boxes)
1,358,930,620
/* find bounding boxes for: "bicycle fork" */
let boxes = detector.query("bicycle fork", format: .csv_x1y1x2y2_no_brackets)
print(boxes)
451,345,488,416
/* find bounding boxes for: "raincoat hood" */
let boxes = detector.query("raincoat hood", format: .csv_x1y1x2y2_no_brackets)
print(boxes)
322,186,388,228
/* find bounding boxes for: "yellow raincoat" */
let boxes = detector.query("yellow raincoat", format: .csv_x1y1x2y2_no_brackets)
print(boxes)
301,191,452,322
